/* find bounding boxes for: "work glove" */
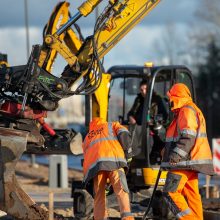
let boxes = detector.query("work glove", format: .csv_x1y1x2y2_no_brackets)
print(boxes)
127,157,132,164
169,151,182,165
105,185,113,196
126,157,133,170
125,148,133,162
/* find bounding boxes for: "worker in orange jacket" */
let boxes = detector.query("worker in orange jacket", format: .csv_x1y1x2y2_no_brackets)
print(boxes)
82,117,134,220
161,83,215,220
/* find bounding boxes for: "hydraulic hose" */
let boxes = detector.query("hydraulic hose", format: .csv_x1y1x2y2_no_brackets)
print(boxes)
142,169,162,220
56,0,102,36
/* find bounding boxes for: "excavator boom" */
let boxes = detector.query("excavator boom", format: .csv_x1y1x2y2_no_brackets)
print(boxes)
96,0,161,58
0,0,162,219
43,0,161,95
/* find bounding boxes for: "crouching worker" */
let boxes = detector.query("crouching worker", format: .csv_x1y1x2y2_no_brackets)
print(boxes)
161,83,215,220
82,117,134,220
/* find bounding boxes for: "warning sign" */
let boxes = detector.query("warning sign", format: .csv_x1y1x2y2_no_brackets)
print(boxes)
212,138,220,175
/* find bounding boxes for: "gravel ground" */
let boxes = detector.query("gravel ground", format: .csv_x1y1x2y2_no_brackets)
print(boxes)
0,160,123,219
1,160,220,220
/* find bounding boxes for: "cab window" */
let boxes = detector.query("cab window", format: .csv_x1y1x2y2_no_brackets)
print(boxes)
108,77,143,123
175,70,194,100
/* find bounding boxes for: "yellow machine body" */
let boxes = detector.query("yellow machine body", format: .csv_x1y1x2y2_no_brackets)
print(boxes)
38,1,82,72
143,168,167,186
92,73,112,120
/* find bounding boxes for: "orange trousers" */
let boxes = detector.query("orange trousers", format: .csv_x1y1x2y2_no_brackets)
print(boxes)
163,170,203,220
93,168,134,220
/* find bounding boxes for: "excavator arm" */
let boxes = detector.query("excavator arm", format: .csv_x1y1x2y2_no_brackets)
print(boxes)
38,1,82,72
0,1,161,109
41,0,161,95
0,1,162,219
39,0,161,119
0,0,162,142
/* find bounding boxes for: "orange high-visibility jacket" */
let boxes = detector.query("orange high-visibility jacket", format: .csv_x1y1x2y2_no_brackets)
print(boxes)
161,83,214,175
82,118,132,184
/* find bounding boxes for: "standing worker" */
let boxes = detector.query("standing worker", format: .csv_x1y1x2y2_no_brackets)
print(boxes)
161,83,214,219
82,117,134,220
161,83,214,220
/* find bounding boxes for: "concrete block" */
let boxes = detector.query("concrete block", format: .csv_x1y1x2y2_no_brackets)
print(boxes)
49,155,68,188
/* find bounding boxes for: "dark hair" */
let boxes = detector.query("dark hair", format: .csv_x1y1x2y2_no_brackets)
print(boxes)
139,80,148,87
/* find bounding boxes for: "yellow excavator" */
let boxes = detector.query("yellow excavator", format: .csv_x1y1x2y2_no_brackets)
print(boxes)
0,1,168,219
72,63,196,219
37,1,196,219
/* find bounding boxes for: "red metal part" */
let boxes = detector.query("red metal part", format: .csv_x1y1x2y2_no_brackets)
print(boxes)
0,101,47,119
37,117,56,136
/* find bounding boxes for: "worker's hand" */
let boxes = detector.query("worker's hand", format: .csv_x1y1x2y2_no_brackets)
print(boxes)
129,116,136,125
169,152,182,165
127,158,132,164
169,158,177,166
105,182,112,195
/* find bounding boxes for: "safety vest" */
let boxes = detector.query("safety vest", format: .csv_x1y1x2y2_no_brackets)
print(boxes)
83,118,128,184
162,103,214,174
161,84,214,175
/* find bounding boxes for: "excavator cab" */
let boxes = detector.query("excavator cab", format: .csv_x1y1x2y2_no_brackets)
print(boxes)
107,64,195,189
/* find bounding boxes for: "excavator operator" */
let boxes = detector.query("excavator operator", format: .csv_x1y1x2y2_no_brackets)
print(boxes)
161,83,214,220
82,117,134,220
127,79,168,163
127,80,168,125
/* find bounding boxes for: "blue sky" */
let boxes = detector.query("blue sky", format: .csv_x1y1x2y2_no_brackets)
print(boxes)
0,0,200,74
0,0,198,27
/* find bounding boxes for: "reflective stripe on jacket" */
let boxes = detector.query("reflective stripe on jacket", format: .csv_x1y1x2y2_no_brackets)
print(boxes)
83,118,131,184
161,84,214,175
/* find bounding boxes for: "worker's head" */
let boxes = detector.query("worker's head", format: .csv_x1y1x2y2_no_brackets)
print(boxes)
167,83,192,111
139,80,148,98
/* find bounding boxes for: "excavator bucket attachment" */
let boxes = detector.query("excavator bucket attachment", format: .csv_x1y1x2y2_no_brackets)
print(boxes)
0,128,49,219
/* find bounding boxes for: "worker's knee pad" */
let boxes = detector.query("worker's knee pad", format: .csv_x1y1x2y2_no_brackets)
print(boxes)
118,169,129,193
162,192,181,216
163,172,181,192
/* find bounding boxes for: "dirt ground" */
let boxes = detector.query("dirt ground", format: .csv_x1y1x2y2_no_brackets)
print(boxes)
7,161,124,219
0,159,152,219
2,160,220,219
16,160,86,218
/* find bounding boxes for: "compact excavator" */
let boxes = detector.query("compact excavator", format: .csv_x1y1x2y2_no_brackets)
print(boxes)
37,2,196,219
72,63,196,219
0,0,164,219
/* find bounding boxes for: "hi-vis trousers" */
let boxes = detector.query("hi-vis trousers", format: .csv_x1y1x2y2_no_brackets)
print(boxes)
163,170,203,220
93,168,134,220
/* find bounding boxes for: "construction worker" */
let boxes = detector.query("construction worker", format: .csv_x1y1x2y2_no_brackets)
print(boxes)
161,83,215,220
82,117,134,220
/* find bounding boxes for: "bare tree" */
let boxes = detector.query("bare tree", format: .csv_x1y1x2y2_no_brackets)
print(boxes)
153,22,188,65
195,0,220,31
188,0,220,72
192,0,220,139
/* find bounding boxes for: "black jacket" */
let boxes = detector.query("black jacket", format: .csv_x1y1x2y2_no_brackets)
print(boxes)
127,92,168,125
